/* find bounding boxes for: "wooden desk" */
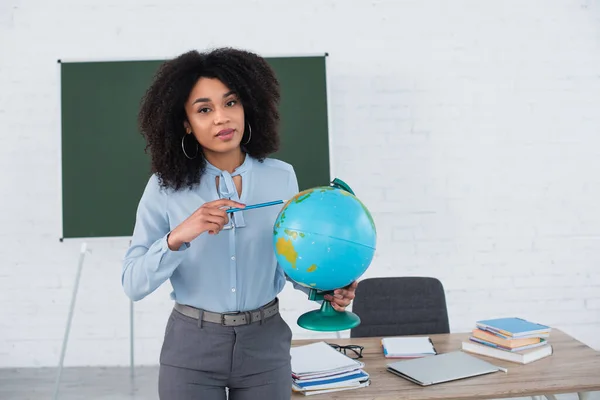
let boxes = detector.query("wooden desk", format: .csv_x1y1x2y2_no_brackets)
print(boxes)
291,329,600,400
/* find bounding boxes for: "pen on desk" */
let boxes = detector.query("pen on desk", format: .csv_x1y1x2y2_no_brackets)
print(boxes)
226,199,288,213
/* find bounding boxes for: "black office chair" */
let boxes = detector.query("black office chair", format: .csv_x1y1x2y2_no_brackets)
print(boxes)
350,277,450,338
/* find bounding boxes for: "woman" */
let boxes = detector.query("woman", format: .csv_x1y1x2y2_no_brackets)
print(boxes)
121,47,358,400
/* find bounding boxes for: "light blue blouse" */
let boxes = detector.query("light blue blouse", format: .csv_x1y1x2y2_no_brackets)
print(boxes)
121,155,309,313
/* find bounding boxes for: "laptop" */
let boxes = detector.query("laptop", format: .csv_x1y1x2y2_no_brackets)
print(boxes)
386,351,503,386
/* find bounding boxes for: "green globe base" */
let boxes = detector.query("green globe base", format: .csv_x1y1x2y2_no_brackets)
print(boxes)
297,299,361,332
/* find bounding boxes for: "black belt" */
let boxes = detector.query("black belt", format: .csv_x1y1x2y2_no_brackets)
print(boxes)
173,298,279,327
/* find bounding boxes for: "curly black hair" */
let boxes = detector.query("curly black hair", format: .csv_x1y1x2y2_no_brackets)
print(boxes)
138,47,281,190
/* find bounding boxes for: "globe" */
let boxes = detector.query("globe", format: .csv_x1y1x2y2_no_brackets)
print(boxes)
273,182,377,294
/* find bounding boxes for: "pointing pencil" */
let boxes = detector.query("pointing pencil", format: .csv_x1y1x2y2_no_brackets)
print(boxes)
226,199,288,214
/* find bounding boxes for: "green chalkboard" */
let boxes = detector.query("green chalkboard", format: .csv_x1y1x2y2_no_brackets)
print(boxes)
60,55,330,239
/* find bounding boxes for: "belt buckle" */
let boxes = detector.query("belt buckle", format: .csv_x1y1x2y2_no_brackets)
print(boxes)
221,311,240,326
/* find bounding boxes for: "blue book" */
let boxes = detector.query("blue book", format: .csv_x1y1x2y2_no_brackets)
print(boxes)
294,370,369,388
476,317,551,338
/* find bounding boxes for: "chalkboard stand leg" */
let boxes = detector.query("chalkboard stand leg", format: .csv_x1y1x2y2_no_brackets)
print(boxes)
53,242,89,400
130,298,134,380
128,239,135,381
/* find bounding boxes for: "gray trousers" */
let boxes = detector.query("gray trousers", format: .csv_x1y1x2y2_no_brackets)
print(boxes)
158,301,293,400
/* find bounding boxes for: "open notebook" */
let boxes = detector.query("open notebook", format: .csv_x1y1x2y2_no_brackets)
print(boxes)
387,351,504,386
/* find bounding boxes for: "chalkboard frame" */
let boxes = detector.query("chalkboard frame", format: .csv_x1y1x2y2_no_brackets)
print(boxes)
58,53,333,240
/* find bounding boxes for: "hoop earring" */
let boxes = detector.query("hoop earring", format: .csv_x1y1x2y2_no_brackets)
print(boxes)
181,134,199,159
242,123,252,146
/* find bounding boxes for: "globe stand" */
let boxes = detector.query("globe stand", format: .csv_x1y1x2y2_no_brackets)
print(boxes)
297,288,361,332
331,178,355,195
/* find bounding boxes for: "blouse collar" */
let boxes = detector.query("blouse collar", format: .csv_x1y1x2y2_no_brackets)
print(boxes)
204,154,253,228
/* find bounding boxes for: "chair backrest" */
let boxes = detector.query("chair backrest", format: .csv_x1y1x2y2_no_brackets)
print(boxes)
350,276,450,338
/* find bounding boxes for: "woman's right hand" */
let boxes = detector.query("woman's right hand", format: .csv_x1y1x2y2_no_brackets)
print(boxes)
167,199,245,250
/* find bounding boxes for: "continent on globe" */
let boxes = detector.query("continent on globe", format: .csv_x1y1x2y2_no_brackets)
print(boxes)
273,185,376,292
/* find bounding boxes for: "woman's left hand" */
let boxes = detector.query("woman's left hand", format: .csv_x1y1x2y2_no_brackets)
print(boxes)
324,281,359,311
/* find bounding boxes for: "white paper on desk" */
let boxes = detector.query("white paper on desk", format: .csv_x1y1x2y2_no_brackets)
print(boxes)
382,336,437,357
290,341,363,376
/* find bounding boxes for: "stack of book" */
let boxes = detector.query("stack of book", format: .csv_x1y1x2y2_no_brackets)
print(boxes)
461,317,553,364
290,341,370,396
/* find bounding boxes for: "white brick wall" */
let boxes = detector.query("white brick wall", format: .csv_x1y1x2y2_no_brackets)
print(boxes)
1,0,599,368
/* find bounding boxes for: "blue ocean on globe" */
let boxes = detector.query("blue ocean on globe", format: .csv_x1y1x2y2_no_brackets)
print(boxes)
273,185,377,291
